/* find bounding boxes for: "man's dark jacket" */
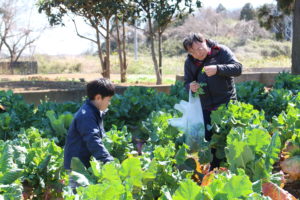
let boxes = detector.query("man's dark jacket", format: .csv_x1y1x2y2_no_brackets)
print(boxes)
64,100,113,169
184,40,242,110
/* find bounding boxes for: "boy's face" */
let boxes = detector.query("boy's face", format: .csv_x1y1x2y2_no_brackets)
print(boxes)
95,95,112,111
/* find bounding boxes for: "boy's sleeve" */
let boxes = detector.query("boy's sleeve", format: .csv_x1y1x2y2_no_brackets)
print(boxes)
76,115,114,163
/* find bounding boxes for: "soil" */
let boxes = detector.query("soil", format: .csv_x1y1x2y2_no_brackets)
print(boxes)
273,160,300,199
284,180,300,198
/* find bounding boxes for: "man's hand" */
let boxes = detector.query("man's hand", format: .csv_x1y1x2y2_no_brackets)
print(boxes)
204,65,217,77
190,81,200,92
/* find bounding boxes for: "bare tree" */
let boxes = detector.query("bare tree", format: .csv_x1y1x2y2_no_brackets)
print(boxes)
166,8,272,41
0,3,13,55
0,0,43,73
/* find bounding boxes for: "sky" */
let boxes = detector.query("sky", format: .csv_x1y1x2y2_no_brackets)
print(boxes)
28,0,276,55
200,0,275,10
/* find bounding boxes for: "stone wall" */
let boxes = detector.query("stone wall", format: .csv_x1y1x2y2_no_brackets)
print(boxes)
176,72,279,86
14,70,287,105
0,61,38,75
15,85,171,105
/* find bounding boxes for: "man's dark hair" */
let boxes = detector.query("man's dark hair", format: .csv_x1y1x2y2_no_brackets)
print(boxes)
183,33,205,51
87,78,115,100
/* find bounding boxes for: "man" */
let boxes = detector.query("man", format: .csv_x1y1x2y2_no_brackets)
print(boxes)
183,33,242,169
64,78,115,170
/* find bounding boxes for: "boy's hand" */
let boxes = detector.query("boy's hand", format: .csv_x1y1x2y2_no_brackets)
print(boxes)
190,81,200,92
204,65,217,77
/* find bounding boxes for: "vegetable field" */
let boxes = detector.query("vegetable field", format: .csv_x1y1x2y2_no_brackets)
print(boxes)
0,72,300,200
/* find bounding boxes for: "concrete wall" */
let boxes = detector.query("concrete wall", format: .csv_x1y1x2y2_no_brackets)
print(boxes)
176,72,278,87
243,67,290,73
16,85,171,105
15,71,282,105
0,61,38,75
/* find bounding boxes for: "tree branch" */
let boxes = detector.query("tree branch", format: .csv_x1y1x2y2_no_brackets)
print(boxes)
88,18,105,38
15,37,37,62
71,18,97,43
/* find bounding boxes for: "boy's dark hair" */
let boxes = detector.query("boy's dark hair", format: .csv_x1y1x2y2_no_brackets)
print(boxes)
87,78,115,100
183,33,205,51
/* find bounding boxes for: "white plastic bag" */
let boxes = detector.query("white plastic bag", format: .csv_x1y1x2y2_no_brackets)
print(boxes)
169,90,205,152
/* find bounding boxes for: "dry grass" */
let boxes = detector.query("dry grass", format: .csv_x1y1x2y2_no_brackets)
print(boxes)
34,38,292,77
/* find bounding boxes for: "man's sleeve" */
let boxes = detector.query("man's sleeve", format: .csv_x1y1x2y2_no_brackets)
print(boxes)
216,46,242,77
76,115,114,163
184,60,194,90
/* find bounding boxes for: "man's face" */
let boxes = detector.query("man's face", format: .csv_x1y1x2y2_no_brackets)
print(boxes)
188,41,209,60
95,95,112,111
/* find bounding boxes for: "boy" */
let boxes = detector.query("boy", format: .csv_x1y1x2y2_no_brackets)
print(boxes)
64,78,115,170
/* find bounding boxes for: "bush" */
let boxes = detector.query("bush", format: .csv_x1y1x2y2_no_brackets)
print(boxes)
105,86,179,130
162,39,186,57
236,81,266,109
273,72,300,94
261,88,294,121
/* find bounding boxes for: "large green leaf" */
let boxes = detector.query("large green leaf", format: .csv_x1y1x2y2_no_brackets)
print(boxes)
223,173,253,199
198,140,213,164
63,113,74,128
225,141,255,171
153,143,176,161
77,180,125,200
175,144,188,165
142,159,158,181
37,155,51,172
0,183,23,200
0,144,14,173
172,179,208,200
0,169,23,184
264,132,281,172
89,159,101,179
252,157,269,181
12,145,27,166
203,170,265,200
70,157,94,182
119,157,143,188
246,128,270,154
101,162,121,183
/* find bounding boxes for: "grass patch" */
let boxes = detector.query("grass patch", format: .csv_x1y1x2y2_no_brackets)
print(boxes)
35,38,291,76
238,55,291,68
112,74,175,85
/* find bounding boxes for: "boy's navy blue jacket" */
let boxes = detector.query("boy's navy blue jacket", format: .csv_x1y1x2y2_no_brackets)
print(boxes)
64,100,113,169
184,39,242,110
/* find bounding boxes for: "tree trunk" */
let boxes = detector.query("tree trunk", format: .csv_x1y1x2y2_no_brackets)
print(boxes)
0,39,4,54
95,29,105,75
147,16,162,85
115,17,125,82
121,17,127,82
9,56,15,74
102,17,111,79
9,49,16,74
158,30,162,77
292,0,300,74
